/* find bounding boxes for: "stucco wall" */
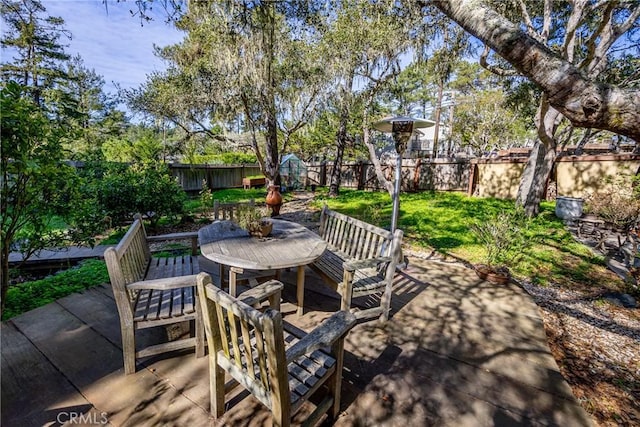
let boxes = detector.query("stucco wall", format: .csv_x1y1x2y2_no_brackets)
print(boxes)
555,156,640,198
475,161,526,199
472,155,640,200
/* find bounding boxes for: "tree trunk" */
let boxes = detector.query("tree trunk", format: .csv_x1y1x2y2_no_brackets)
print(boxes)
364,129,394,197
431,80,444,159
516,99,560,215
261,2,280,187
329,73,355,197
431,0,640,141
328,103,349,197
515,141,556,216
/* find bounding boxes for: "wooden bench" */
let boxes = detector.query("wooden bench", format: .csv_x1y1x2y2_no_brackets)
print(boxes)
309,205,404,322
104,216,205,374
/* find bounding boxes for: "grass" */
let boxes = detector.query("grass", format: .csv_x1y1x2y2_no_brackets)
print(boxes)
5,187,627,320
3,259,109,321
314,189,625,293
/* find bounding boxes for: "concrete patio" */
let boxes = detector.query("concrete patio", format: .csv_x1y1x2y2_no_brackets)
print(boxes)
1,256,593,426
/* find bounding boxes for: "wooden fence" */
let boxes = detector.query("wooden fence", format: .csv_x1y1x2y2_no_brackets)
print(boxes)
169,164,262,193
170,160,470,194
73,155,640,199
306,160,470,192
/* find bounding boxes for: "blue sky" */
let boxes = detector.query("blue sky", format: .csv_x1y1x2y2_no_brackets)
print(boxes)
41,0,184,94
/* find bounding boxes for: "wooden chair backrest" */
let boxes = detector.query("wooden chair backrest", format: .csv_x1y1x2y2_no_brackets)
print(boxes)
213,199,256,221
318,205,393,261
198,274,289,412
104,218,151,306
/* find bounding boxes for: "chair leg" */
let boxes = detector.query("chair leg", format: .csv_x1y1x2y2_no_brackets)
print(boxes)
329,339,346,419
229,267,242,297
339,272,354,312
218,263,225,289
211,355,226,417
269,290,281,311
379,286,393,323
121,325,136,375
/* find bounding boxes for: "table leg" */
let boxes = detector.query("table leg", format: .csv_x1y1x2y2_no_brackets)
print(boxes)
296,265,305,316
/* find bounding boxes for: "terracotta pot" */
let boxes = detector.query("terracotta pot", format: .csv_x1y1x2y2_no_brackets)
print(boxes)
265,185,283,217
474,264,510,285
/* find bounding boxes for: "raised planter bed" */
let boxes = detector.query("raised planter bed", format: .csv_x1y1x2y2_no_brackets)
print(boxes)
242,176,266,189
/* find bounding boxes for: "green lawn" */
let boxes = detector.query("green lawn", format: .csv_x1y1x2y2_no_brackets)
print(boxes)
314,189,626,293
5,187,628,320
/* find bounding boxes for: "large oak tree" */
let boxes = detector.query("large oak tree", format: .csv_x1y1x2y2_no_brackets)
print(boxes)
428,0,640,215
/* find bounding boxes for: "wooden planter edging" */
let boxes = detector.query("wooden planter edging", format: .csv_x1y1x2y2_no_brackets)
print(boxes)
242,176,266,189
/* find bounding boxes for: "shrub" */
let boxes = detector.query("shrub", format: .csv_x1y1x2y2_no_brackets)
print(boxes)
470,208,531,270
584,173,640,237
190,152,258,165
97,163,187,227
199,180,214,217
134,165,187,227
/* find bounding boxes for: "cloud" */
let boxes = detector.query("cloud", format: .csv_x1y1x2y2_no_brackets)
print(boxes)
43,0,183,93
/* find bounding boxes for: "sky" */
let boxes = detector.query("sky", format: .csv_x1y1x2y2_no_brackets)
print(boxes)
38,0,184,94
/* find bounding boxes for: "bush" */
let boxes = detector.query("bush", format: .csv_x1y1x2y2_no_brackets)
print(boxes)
190,152,258,165
97,163,187,227
134,165,187,226
584,173,640,232
470,208,531,270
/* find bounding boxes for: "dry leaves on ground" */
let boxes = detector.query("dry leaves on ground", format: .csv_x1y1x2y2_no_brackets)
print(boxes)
522,282,640,427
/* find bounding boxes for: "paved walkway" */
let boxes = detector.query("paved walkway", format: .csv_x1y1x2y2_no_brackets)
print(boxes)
8,245,112,265
1,256,593,426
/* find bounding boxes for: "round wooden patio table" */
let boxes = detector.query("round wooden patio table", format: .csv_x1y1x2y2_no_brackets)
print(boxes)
198,219,327,315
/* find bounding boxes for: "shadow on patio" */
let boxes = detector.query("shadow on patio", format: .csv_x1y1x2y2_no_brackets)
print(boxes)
1,256,593,426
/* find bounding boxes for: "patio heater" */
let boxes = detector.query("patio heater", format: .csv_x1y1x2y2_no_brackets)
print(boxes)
373,116,435,233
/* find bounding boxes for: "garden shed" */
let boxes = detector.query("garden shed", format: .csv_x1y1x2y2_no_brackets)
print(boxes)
280,153,307,189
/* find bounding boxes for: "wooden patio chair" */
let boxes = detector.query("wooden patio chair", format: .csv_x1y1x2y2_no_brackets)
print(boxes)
213,199,255,221
196,272,357,427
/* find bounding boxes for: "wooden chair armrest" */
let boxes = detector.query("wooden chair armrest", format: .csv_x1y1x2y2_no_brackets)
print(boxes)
343,257,391,272
127,275,198,291
285,311,356,363
238,280,283,306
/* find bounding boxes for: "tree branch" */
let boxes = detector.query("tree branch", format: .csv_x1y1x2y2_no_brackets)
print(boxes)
430,0,640,141
516,0,549,44
541,0,552,41
241,93,265,173
561,0,587,62
479,45,519,76
581,1,616,76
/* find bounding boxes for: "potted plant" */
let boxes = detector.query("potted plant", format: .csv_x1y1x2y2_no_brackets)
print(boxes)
235,204,273,237
470,209,529,284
